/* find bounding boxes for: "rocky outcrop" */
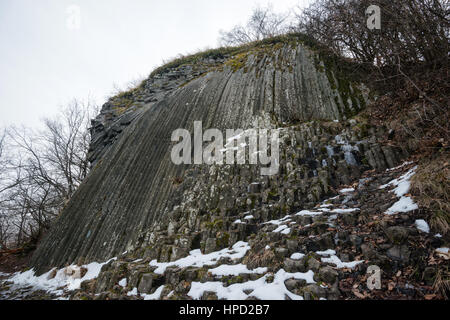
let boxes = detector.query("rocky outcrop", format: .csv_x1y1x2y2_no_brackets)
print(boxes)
30,37,408,275
2,162,446,300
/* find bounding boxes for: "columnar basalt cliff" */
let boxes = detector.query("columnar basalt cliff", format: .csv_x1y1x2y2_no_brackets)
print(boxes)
30,36,409,276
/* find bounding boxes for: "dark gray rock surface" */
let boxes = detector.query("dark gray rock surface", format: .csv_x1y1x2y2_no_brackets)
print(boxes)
30,40,408,275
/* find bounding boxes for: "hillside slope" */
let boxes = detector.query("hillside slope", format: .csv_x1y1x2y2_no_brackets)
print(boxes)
0,36,442,301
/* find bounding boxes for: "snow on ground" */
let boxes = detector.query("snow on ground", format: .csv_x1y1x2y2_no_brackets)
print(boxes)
415,219,430,233
385,196,418,215
317,250,363,269
381,166,419,215
209,264,267,277
339,188,355,193
149,241,250,275
380,166,417,197
188,269,315,300
3,257,116,297
386,161,414,172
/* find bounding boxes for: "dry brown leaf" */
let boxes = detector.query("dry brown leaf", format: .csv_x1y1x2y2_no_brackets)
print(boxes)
352,289,366,299
388,281,396,291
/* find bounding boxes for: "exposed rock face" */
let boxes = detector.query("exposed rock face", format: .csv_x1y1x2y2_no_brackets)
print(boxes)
30,39,408,274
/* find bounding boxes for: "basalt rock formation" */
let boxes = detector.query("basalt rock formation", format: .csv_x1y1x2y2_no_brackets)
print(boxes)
30,36,410,275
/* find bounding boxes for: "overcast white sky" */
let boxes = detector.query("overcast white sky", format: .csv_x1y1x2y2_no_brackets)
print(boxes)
0,0,312,128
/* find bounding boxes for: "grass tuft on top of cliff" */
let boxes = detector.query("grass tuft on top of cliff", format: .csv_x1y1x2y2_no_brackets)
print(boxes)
148,33,368,80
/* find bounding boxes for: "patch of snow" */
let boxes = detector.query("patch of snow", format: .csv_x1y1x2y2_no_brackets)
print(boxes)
3,258,116,295
316,249,336,256
5,257,117,296
339,188,355,193
436,248,449,254
330,208,360,213
265,215,292,225
415,219,430,233
127,287,138,296
188,269,315,300
295,210,322,216
273,225,289,233
380,166,417,197
244,215,254,220
290,253,305,260
386,161,414,172
209,264,268,277
385,196,418,215
149,241,250,275
320,255,363,269
142,285,165,300
118,278,127,287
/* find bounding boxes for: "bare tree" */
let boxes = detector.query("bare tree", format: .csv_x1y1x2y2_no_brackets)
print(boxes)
295,0,449,68
219,5,291,46
0,98,98,248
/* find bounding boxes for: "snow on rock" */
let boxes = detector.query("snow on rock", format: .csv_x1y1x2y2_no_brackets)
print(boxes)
330,208,360,213
265,215,292,225
188,269,315,300
415,219,430,233
317,250,363,269
290,253,305,260
142,285,165,300
209,264,268,277
149,241,250,275
295,210,322,217
316,249,336,256
127,287,138,296
118,278,127,287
